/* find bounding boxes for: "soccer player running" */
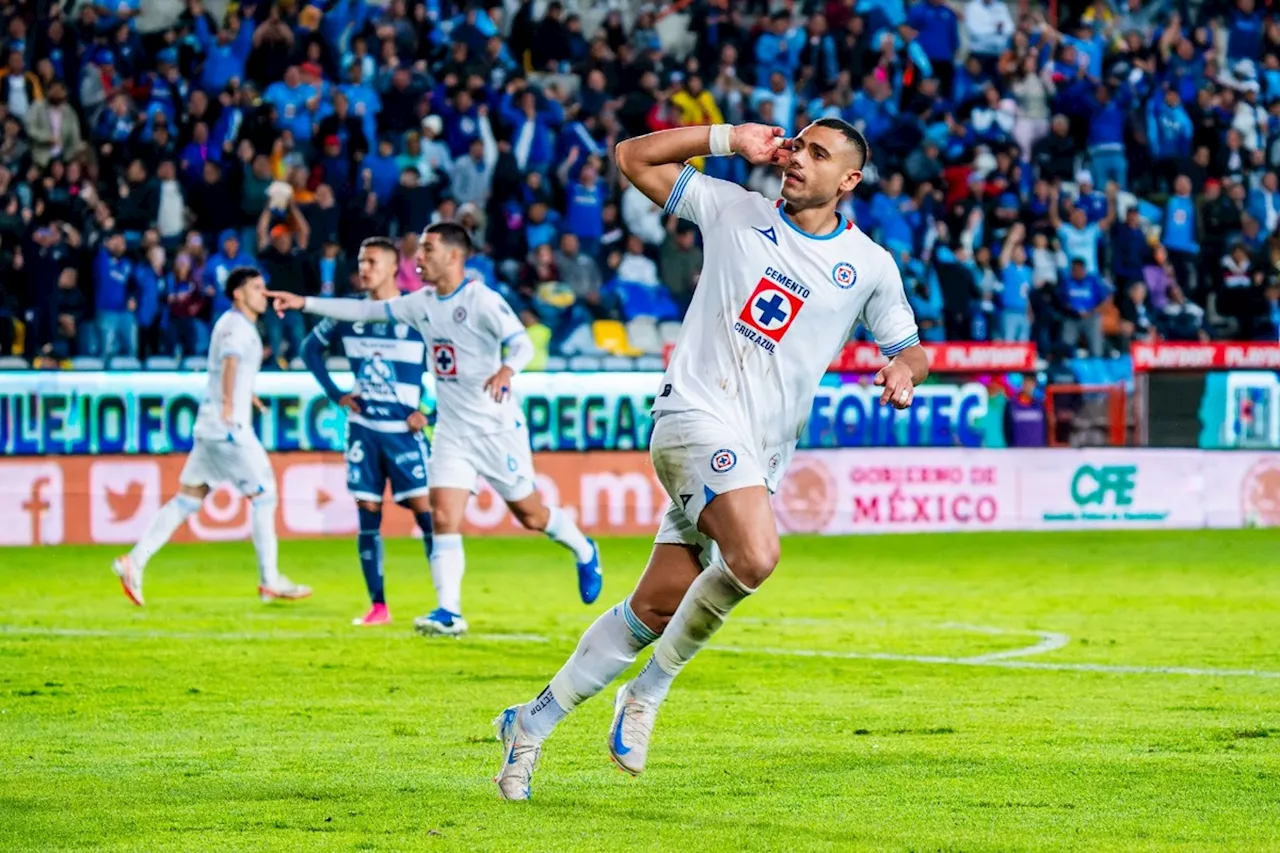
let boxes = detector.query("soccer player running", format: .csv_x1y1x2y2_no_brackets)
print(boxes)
268,222,603,637
299,237,435,626
113,268,311,605
491,119,929,800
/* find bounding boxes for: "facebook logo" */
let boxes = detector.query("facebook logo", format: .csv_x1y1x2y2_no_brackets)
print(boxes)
0,463,65,545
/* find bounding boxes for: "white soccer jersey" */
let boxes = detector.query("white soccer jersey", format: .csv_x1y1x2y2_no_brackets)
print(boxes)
193,309,265,440
655,165,920,450
384,280,528,436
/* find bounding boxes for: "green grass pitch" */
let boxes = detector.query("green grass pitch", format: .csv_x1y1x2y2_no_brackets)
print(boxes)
2,530,1279,852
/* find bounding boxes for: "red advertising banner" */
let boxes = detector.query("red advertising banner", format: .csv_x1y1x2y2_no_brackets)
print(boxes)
828,342,1037,373
1132,342,1280,371
661,342,1036,373
0,452,667,546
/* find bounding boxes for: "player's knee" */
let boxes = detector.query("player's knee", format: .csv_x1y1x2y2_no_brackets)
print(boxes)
430,506,462,534
721,536,779,589
629,598,674,634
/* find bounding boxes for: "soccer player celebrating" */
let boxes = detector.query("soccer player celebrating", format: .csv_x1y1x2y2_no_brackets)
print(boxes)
299,237,435,627
113,268,311,605
268,222,603,636
491,119,929,799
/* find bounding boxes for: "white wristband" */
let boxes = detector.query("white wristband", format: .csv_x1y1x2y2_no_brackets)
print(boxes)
708,124,734,157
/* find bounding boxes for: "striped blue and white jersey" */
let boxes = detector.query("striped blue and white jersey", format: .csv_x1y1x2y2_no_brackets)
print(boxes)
312,317,427,434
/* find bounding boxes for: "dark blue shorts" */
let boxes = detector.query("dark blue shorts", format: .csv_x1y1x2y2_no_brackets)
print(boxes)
345,422,431,504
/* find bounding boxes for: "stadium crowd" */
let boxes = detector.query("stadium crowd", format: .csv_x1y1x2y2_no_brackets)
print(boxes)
0,0,1279,368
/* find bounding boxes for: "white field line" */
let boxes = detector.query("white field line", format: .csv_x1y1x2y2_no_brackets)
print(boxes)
0,625,548,643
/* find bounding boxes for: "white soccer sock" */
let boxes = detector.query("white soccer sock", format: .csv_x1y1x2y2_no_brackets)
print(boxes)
520,597,659,740
543,506,595,563
632,559,754,706
250,493,280,587
129,493,202,570
430,533,466,615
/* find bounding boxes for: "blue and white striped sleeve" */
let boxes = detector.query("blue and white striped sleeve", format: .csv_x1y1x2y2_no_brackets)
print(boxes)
862,256,922,359
663,164,752,228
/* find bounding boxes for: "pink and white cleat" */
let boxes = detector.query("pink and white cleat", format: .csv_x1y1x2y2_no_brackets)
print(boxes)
352,603,391,626
258,576,312,602
112,554,144,606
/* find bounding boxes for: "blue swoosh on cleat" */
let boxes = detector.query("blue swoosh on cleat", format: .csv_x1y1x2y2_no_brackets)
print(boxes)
507,746,518,765
611,713,632,757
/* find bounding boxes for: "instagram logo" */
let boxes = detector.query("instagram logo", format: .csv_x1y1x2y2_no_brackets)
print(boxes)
188,483,253,541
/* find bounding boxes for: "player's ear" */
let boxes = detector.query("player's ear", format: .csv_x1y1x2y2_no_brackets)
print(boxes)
840,169,862,194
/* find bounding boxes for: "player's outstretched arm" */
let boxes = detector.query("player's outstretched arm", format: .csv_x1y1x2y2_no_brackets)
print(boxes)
614,124,791,209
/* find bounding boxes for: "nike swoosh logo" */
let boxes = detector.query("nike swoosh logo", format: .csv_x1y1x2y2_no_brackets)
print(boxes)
507,746,518,765
611,712,632,757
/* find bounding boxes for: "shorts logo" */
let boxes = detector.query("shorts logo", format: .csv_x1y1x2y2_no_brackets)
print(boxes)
768,453,781,473
710,449,737,473
433,343,457,377
453,307,467,323
506,454,518,472
832,262,857,290
735,279,804,353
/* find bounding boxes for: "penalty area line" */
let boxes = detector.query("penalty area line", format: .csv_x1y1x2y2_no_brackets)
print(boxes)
709,644,1280,680
0,625,549,644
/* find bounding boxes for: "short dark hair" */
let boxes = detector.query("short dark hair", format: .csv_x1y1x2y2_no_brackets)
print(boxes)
813,117,870,170
360,235,400,263
225,266,262,296
425,221,473,256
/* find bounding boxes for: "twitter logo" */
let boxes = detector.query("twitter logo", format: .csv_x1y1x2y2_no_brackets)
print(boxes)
90,463,161,544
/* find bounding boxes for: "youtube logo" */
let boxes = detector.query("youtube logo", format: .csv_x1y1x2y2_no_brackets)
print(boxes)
282,463,357,535
90,461,161,543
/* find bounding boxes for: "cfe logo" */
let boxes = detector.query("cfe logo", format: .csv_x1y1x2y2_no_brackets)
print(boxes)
89,461,161,543
1070,465,1136,507
0,464,64,545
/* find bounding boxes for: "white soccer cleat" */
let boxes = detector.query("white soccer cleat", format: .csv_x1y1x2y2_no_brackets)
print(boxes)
413,608,469,638
607,681,659,776
258,576,312,602
493,705,541,801
112,555,144,606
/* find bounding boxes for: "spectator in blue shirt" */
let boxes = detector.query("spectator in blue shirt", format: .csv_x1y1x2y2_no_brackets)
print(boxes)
1227,0,1264,62
905,0,960,92
997,231,1034,342
1050,183,1116,275
264,65,319,146
754,11,801,82
206,230,256,320
1111,206,1148,290
561,153,605,258
1147,88,1194,187
192,9,254,93
338,63,381,149
93,232,138,358
361,137,401,205
1060,258,1110,355
1086,83,1130,189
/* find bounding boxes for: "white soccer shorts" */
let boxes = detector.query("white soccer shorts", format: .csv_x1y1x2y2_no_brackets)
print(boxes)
650,410,783,562
429,425,537,502
180,437,276,497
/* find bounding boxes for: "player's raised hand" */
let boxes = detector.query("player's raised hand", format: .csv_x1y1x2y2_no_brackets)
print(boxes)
338,393,362,414
874,360,916,410
730,124,791,167
267,290,304,316
483,366,514,403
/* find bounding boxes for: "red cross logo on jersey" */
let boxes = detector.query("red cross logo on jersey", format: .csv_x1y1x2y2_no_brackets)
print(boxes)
738,279,804,343
432,343,457,377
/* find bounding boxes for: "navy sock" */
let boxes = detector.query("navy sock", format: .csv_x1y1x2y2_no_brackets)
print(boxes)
357,505,385,605
414,511,434,563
